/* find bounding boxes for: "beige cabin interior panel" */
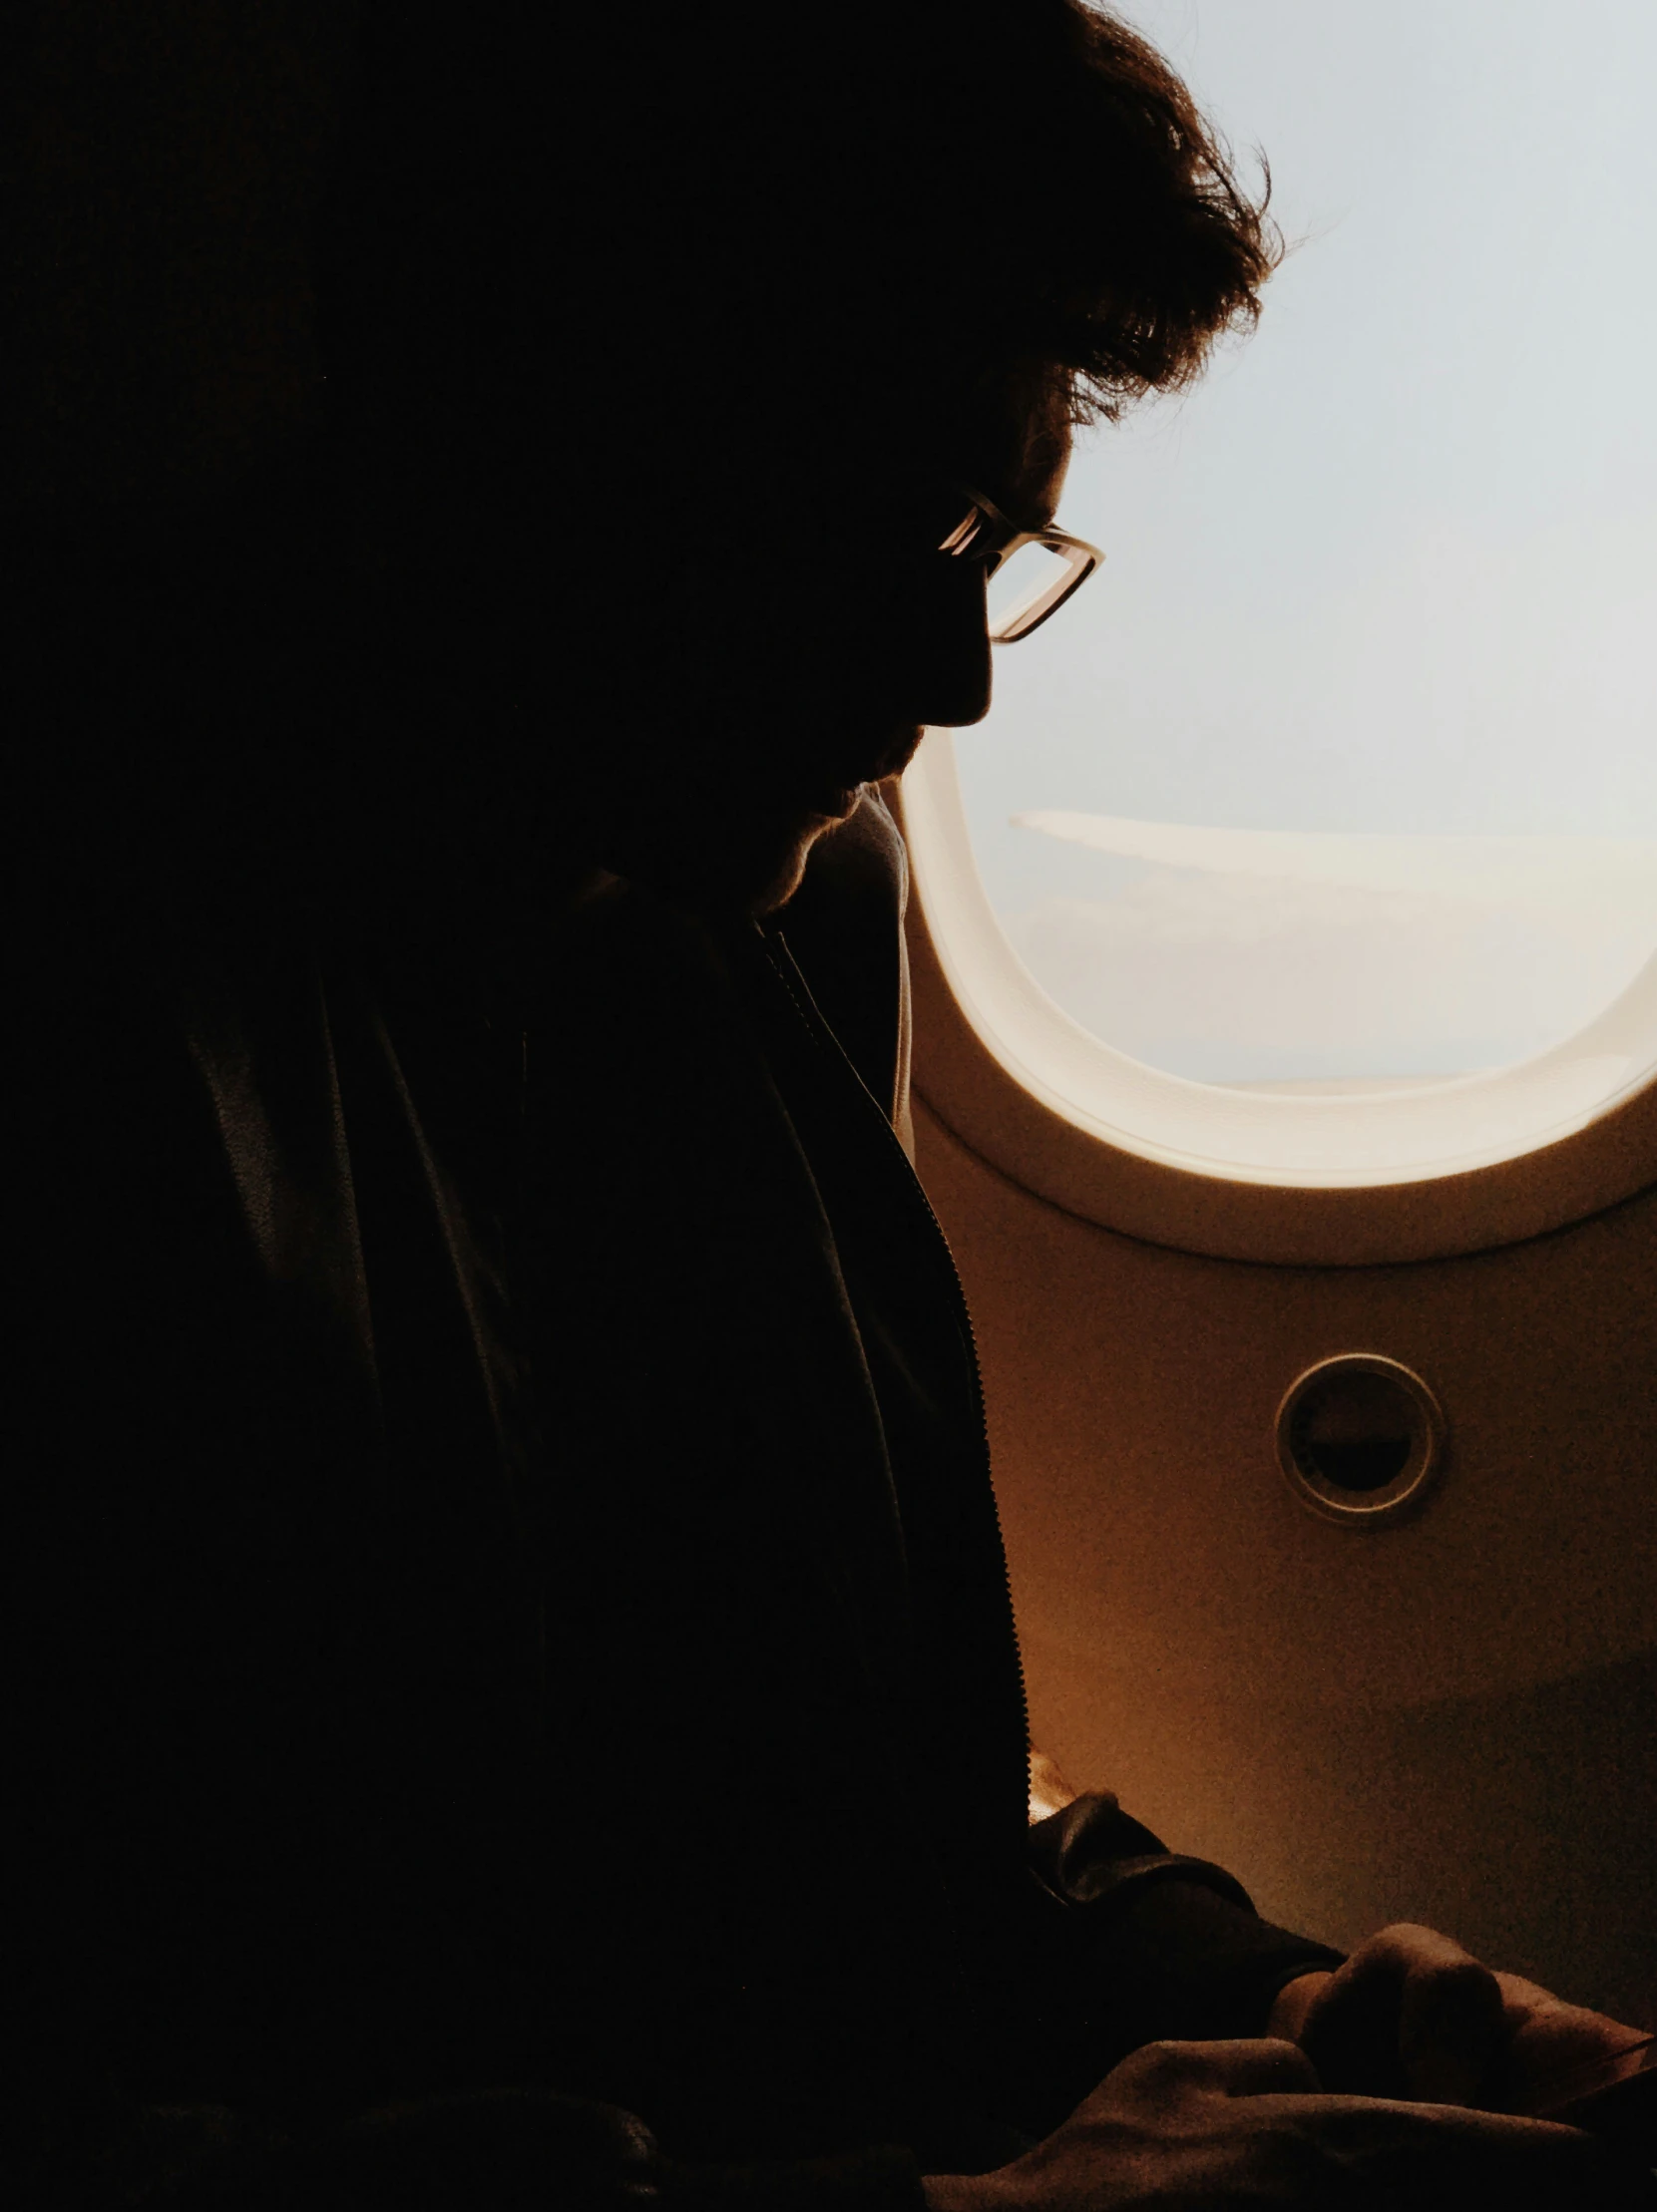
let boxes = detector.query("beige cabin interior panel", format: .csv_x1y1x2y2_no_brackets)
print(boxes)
914,1096,1657,2027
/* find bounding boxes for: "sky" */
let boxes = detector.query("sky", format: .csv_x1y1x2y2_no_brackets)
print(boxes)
951,0,1657,1081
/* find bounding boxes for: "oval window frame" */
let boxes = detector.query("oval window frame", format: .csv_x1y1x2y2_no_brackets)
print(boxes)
897,732,1657,1266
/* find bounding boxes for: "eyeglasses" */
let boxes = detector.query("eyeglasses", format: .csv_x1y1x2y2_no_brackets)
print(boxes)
938,485,1103,644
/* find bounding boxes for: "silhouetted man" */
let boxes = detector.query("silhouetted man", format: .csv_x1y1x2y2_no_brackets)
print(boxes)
6,2,1650,2205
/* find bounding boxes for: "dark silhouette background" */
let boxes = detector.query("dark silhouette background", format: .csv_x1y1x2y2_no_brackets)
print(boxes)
6,0,1275,935
7,6,1652,2208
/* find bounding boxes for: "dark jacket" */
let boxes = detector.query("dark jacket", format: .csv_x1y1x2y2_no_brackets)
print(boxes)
9,789,1339,2208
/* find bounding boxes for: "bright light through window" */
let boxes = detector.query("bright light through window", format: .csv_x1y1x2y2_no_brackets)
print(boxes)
954,0,1657,1089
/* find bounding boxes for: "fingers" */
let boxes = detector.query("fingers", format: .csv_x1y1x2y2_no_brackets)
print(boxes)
1047,2037,1656,2212
1299,1922,1506,2106
1099,2034,1324,2106
1266,1970,1334,2043
1493,1973,1657,2118
1398,1945,1505,2105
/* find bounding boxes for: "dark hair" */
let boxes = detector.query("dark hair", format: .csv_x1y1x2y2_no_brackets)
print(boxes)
995,1,1281,420
315,0,1279,490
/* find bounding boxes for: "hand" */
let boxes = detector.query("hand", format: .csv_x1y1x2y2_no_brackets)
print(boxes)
921,2036,1654,2212
1491,1969,1653,2116
1267,1923,1652,2113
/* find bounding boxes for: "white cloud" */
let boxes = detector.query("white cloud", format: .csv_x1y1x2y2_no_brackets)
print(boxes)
1004,867,1657,1082
1013,813,1657,923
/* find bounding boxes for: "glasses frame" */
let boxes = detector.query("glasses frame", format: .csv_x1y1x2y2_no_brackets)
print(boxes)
938,483,1104,644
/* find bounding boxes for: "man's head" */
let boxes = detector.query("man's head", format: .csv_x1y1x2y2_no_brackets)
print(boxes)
554,360,1079,916
298,0,1279,918
8,0,1277,925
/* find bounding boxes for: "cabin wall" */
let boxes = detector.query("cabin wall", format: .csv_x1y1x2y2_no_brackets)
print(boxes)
915,1095,1657,2026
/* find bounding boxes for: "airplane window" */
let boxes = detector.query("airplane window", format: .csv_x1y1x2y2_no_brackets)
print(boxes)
944,0,1657,1113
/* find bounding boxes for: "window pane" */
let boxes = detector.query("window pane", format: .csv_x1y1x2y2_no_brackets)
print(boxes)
955,0,1657,1086
987,540,1076,640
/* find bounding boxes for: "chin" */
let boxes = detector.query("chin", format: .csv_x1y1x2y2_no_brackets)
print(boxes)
604,803,835,921
746,833,821,917
713,809,837,919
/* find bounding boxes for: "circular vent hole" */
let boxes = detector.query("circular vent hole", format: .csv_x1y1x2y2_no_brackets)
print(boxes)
1289,1369,1421,1493
1276,1355,1446,1525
